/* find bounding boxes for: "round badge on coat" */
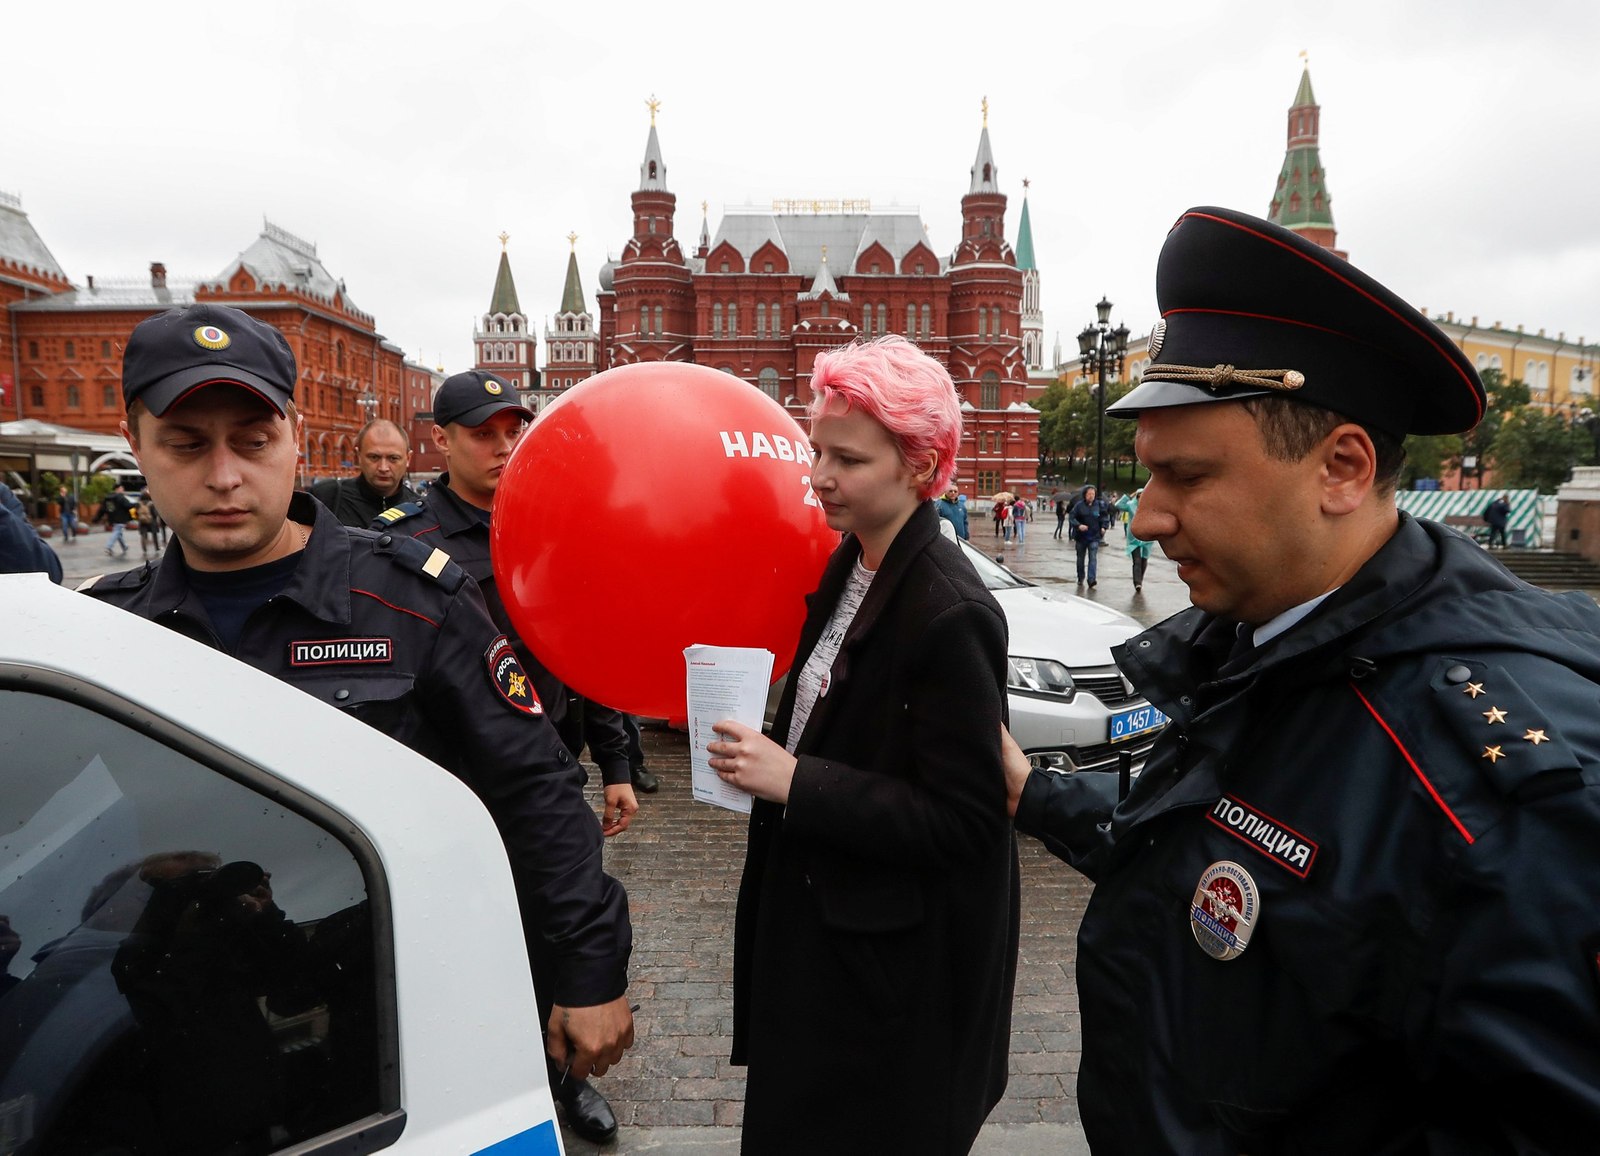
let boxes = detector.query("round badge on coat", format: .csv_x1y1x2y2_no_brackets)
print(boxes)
193,325,231,351
1190,860,1259,961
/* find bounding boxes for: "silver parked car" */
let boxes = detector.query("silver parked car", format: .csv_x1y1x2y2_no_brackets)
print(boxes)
959,540,1166,775
765,539,1166,775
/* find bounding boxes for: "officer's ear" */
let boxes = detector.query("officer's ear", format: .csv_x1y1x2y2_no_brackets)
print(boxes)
430,423,449,454
1319,423,1378,517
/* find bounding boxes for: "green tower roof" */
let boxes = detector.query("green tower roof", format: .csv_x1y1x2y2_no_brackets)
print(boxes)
1268,67,1335,232
1293,66,1316,109
489,250,521,316
559,250,587,315
1015,194,1036,271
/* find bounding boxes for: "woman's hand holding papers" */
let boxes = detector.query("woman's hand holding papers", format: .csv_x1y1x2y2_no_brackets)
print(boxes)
708,719,798,805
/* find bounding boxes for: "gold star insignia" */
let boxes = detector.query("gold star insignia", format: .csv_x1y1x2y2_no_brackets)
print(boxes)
1482,706,1508,724
1483,745,1505,763
1463,682,1485,698
1524,729,1549,745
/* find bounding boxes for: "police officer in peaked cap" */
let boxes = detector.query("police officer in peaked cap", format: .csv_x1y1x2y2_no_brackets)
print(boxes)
81,303,635,1089
1003,207,1600,1152
375,368,649,1143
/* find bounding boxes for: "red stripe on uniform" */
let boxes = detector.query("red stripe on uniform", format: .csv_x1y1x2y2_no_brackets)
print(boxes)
1349,682,1475,844
352,588,439,628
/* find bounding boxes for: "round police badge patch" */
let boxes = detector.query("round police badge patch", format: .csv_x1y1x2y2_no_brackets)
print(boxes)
484,379,504,395
193,324,231,351
1190,860,1259,961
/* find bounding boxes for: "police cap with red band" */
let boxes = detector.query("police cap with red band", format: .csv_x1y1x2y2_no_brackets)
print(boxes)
1108,206,1486,437
123,303,296,417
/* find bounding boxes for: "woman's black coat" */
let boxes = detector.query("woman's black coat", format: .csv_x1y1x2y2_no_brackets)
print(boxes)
731,501,1020,1154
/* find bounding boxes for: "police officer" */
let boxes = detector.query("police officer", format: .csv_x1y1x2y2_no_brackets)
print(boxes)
1003,206,1600,1152
375,369,649,1143
80,302,635,1087
310,418,420,527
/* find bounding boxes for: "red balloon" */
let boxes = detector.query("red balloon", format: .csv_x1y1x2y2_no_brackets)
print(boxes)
491,362,838,719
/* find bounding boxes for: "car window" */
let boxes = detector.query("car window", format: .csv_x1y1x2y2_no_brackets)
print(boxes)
957,539,1030,591
0,685,388,1155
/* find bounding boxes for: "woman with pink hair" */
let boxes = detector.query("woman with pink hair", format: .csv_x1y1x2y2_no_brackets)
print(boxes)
708,335,1019,1153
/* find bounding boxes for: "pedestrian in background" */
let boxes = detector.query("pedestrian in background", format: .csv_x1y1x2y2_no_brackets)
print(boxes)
991,495,1006,539
936,485,970,540
58,484,78,544
1053,495,1068,540
710,335,1019,1155
1011,495,1029,543
136,488,162,557
98,482,134,557
1115,488,1152,591
1483,493,1511,548
1069,484,1107,586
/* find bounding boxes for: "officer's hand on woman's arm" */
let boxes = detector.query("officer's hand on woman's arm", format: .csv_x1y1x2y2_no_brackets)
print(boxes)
601,783,638,836
1000,726,1030,819
548,996,636,1081
707,720,798,804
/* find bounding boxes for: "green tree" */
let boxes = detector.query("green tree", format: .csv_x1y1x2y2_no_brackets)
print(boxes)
1491,409,1595,492
1460,368,1530,478
80,472,117,510
1399,433,1464,488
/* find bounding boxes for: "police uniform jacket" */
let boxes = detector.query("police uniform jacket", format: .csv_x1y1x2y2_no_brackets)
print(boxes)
309,475,420,530
1016,513,1600,1153
731,501,1020,1155
371,476,632,786
80,492,631,1009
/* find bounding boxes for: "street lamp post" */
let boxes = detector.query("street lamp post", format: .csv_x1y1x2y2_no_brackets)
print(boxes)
1077,296,1131,494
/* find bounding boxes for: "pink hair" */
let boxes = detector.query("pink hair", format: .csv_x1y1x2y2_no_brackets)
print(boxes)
808,335,962,499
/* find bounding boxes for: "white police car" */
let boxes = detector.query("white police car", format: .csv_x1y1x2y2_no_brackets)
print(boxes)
956,541,1166,776
0,575,563,1156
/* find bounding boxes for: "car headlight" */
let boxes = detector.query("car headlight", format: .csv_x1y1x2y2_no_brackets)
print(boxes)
1006,656,1075,698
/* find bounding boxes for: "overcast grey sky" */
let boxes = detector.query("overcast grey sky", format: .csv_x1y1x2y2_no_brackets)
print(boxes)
6,0,1596,372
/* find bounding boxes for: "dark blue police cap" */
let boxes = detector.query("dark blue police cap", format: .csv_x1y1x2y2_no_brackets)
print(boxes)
432,370,531,427
1109,207,1485,437
123,303,296,416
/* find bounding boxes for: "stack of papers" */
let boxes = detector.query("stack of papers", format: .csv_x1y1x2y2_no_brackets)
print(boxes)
683,644,776,814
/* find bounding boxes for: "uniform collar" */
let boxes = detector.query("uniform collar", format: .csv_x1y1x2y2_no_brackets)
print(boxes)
141,492,353,626
425,473,491,538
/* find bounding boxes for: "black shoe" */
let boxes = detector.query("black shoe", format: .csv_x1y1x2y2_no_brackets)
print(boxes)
554,1077,618,1143
1088,579,1097,588
631,766,660,794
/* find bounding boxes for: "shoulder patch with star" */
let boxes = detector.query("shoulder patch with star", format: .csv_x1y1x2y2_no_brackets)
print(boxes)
1435,659,1581,801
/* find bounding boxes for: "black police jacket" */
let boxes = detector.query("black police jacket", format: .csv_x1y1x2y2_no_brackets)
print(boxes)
79,492,631,1008
372,477,632,786
1016,513,1600,1153
309,474,420,529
